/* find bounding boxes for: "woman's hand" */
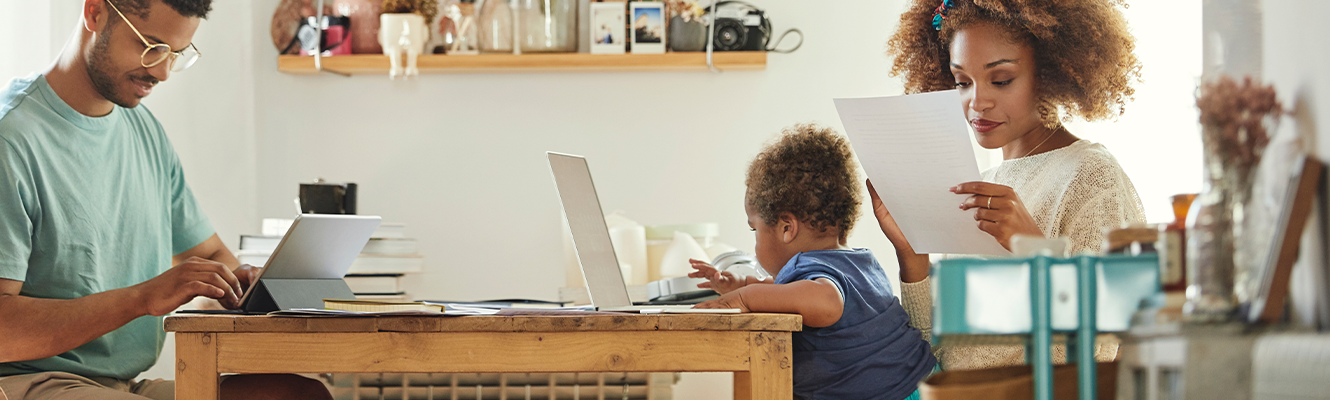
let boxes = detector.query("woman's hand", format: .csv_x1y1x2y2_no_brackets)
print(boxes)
867,179,930,283
868,179,913,253
952,181,1044,250
688,259,747,294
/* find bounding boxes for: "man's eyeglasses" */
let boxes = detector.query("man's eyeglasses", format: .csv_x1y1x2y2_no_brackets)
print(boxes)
104,0,202,72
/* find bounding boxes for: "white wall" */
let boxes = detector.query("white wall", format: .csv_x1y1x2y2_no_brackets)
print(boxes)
1261,0,1330,329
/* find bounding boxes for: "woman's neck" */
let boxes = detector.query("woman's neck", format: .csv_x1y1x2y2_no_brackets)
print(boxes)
1001,126,1079,160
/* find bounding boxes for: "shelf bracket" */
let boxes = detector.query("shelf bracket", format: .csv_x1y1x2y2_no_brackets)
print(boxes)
314,0,351,77
705,2,721,74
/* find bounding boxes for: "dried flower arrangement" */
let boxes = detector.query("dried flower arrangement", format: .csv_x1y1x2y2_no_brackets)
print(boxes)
1195,75,1285,173
666,0,706,23
382,0,438,25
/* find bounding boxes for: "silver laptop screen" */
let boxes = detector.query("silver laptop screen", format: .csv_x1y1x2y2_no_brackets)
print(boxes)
546,152,633,308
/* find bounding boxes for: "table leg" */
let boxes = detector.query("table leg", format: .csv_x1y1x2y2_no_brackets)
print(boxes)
175,332,220,400
734,332,792,400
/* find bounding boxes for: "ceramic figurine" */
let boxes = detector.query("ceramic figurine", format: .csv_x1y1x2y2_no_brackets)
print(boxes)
379,13,427,79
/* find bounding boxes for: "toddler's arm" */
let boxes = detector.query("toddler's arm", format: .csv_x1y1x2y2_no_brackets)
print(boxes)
695,279,844,328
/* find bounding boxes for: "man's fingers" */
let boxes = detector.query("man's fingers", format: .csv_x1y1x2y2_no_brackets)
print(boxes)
195,272,239,306
183,257,242,296
200,262,243,298
188,281,226,300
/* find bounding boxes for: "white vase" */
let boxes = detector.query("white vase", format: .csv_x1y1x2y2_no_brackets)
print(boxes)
378,13,428,79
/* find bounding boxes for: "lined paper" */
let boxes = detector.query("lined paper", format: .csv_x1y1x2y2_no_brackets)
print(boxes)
835,90,1009,255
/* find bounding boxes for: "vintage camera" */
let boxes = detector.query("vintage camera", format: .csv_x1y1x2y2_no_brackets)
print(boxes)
707,1,769,51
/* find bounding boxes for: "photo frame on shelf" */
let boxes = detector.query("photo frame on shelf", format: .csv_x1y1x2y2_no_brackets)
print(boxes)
590,2,627,54
629,2,666,54
1242,148,1324,323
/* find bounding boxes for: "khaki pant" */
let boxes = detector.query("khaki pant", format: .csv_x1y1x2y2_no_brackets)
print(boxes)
0,372,175,400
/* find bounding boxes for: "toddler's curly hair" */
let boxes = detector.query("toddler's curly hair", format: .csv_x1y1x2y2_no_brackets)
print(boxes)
886,0,1142,128
746,124,861,240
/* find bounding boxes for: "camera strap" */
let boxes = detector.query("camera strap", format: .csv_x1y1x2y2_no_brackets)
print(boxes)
766,27,803,53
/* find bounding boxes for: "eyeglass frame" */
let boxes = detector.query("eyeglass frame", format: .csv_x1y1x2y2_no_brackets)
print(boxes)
103,0,203,72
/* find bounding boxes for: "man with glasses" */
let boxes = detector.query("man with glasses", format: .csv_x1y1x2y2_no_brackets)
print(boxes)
0,1,331,399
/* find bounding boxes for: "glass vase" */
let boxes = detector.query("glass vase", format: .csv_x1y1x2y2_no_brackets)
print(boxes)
478,0,516,53
517,0,577,52
1183,126,1254,322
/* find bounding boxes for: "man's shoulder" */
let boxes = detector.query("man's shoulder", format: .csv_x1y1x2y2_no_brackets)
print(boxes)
0,75,47,141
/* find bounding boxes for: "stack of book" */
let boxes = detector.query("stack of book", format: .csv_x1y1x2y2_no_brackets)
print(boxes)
236,218,425,301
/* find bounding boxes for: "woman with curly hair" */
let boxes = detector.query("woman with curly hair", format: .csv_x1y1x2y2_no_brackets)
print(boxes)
873,0,1147,370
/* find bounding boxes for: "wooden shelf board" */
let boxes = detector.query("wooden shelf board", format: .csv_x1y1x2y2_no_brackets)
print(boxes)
277,52,766,75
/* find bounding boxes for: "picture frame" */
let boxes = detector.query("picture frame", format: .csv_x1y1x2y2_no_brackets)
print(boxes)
1242,148,1324,323
587,2,627,54
590,2,627,55
629,2,666,54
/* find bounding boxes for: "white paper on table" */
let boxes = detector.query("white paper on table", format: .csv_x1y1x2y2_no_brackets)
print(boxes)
834,90,1009,255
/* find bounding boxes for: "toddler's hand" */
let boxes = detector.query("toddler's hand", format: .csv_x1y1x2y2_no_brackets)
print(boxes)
693,289,750,313
688,259,746,294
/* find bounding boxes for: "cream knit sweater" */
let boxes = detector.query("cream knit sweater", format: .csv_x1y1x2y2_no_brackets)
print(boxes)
899,140,1146,370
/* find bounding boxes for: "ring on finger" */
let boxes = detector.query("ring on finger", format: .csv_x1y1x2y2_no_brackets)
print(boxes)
987,196,993,209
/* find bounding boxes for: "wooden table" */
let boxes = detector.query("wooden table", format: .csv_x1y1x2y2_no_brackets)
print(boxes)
165,313,801,400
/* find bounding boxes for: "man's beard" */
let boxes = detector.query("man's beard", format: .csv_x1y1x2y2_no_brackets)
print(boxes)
86,25,157,109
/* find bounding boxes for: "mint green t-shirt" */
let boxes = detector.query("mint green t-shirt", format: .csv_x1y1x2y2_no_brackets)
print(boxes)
0,74,214,380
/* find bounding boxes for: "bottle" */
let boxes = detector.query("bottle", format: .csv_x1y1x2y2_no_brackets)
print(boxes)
517,0,577,52
478,0,515,53
1159,194,1197,292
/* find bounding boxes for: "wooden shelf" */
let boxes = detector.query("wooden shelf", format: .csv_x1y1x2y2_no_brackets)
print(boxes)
277,52,766,75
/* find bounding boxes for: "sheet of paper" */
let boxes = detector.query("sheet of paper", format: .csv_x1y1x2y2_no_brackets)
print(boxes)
834,90,1009,255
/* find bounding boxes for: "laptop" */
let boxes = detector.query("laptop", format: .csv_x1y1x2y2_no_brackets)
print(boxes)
546,151,738,314
180,214,382,314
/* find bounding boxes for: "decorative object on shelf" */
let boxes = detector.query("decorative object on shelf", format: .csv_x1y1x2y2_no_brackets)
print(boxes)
271,0,309,55
378,0,437,78
629,2,666,54
517,0,577,53
1185,75,1284,323
705,0,766,51
478,0,517,53
589,2,626,55
379,13,428,78
438,0,479,54
295,15,354,56
426,0,451,53
699,1,803,54
382,0,440,27
273,0,353,56
666,0,705,51
335,0,386,54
